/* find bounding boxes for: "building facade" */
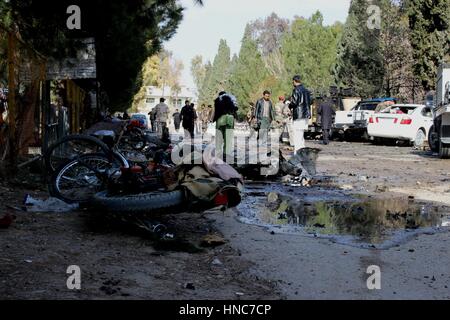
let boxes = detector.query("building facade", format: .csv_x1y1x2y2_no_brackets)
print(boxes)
140,86,197,115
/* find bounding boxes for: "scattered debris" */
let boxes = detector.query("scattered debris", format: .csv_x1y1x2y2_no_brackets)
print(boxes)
267,192,279,203
24,195,78,213
184,283,196,290
6,205,25,212
201,234,227,248
0,213,15,229
100,279,122,296
359,176,368,182
375,185,389,193
211,258,223,266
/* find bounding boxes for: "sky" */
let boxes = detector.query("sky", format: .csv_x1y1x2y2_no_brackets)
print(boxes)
165,0,352,89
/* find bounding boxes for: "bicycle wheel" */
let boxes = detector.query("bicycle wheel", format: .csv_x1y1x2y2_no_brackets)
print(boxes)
50,153,123,204
45,135,111,174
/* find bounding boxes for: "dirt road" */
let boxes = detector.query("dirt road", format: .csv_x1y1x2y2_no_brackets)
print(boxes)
218,140,450,299
1,140,450,299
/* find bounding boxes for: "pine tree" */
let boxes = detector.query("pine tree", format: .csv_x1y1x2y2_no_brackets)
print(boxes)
380,1,422,102
334,0,385,98
198,39,232,105
407,0,450,91
282,11,342,96
191,55,207,96
229,25,269,117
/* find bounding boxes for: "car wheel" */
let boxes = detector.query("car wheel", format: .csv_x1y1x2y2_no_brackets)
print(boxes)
439,141,450,159
371,137,382,145
362,131,370,141
428,126,439,152
413,129,426,149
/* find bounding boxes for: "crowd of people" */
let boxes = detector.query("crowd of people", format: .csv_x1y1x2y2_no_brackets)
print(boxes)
145,74,336,160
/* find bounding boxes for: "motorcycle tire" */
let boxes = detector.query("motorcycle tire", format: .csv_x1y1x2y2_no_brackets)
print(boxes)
91,190,185,214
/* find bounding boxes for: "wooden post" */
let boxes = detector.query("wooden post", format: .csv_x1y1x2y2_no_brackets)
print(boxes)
7,31,17,168
41,80,51,154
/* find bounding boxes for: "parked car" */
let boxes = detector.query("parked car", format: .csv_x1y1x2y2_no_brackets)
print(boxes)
367,104,433,148
130,114,149,129
333,98,396,140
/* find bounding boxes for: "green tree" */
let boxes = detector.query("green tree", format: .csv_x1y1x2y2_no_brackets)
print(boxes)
132,50,184,111
283,11,342,96
229,25,269,117
246,13,290,99
407,0,450,91
190,55,207,96
380,1,422,102
198,39,231,105
1,0,203,111
334,0,384,98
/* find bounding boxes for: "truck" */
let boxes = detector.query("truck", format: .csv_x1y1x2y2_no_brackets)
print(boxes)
305,87,361,139
428,63,450,158
332,97,396,140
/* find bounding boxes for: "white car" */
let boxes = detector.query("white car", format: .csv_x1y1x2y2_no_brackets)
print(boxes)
367,104,433,148
333,99,388,139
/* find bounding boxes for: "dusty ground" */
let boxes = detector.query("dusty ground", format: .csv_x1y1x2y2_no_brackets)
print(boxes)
0,181,278,300
1,139,450,300
216,140,450,299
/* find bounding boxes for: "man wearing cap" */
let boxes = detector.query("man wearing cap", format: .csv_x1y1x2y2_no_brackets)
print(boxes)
289,75,311,152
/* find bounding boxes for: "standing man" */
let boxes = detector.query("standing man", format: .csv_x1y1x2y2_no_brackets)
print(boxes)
289,75,311,152
212,91,238,160
154,98,169,137
272,96,287,141
172,109,181,133
194,105,201,135
148,108,156,132
317,97,336,145
254,90,275,146
180,101,197,139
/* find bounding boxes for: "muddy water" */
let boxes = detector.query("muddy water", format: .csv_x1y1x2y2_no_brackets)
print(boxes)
237,184,450,249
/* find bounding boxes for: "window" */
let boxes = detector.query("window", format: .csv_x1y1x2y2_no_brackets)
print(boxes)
146,98,155,104
422,107,433,118
359,103,379,111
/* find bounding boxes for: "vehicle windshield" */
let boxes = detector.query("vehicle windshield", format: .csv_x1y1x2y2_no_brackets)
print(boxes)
131,115,146,119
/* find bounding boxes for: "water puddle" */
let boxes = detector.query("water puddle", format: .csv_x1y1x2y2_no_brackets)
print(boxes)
237,186,450,249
